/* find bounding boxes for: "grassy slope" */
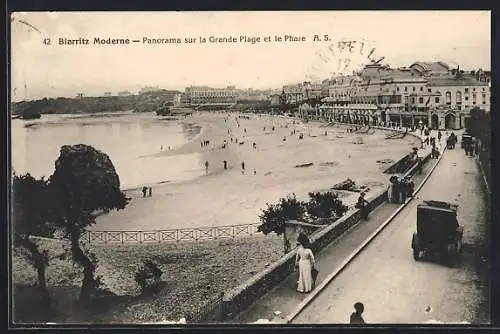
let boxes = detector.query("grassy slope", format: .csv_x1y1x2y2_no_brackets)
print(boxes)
12,235,283,324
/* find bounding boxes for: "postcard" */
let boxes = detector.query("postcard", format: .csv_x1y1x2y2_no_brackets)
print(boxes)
10,10,491,326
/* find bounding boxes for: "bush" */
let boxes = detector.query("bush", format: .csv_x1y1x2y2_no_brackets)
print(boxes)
258,194,306,235
135,260,163,294
306,191,348,220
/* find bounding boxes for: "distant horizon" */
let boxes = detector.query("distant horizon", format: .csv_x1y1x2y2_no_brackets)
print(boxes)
11,11,490,102
12,61,490,103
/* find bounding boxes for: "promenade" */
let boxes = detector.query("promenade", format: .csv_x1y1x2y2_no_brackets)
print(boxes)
292,140,489,324
230,128,490,324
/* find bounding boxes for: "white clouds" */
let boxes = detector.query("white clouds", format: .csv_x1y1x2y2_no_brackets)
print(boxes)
10,11,490,100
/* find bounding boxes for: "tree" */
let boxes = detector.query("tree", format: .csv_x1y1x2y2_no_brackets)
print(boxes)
305,191,348,220
12,173,56,320
48,144,129,303
258,194,306,254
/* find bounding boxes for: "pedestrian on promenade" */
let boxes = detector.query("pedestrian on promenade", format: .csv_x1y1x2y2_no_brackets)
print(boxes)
205,160,209,174
355,192,369,220
405,176,415,198
148,187,152,197
142,186,147,198
241,161,245,174
223,160,228,170
295,233,316,293
349,302,366,324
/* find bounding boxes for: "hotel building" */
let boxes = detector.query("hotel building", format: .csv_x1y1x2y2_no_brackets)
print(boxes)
183,85,239,105
311,62,490,130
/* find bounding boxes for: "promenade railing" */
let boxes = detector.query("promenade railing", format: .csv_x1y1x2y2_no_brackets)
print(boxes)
83,223,261,244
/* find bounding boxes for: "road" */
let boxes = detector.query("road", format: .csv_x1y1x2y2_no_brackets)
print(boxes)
292,146,490,324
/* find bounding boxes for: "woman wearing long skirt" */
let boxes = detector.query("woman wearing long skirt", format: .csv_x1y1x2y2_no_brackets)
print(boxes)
295,234,315,293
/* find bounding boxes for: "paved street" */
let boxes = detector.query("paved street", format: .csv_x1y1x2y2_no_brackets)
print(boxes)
292,146,490,324
230,129,444,324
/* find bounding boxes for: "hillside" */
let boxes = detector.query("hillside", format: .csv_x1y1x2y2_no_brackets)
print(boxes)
12,90,181,115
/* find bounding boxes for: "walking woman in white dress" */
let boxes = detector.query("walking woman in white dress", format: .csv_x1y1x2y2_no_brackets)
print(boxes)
295,233,315,293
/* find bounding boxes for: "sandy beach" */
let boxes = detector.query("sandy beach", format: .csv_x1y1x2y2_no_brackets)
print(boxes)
93,112,419,231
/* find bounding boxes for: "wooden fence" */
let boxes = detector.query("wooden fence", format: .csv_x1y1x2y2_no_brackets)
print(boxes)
83,223,261,244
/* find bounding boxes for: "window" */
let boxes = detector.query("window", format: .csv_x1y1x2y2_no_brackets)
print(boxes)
473,93,477,104
419,97,424,103
420,87,423,91
465,96,469,101
404,86,408,92
397,87,400,92
412,87,415,92
456,91,462,104
473,88,476,91
465,88,469,93
411,97,415,104
435,97,440,103
428,88,432,92
445,91,451,105
483,87,486,91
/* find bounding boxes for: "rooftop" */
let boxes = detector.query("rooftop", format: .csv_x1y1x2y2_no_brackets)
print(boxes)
427,75,487,87
410,62,450,74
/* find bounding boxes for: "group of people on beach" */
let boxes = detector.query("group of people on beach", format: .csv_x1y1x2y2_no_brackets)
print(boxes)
141,186,152,197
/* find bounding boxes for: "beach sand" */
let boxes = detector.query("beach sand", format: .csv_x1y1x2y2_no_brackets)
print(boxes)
93,112,419,231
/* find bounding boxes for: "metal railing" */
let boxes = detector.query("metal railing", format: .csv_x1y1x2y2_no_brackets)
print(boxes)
84,223,261,244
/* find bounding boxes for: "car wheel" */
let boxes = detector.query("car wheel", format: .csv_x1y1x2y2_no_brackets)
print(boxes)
413,248,420,261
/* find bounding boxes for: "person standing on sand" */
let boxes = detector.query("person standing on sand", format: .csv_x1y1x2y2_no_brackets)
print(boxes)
241,161,245,174
350,302,366,324
223,160,228,170
148,187,152,197
295,233,315,293
142,186,147,198
205,161,209,174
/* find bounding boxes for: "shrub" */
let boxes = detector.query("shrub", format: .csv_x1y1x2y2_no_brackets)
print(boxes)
135,260,163,294
258,194,307,254
306,191,348,220
257,194,306,235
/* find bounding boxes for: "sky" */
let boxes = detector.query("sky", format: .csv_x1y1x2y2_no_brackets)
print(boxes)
10,11,490,101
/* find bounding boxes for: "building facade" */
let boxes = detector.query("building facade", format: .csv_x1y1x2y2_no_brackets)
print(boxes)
184,85,239,105
269,94,281,106
314,62,490,130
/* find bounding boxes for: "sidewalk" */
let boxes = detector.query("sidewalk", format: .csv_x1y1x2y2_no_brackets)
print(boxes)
229,127,449,323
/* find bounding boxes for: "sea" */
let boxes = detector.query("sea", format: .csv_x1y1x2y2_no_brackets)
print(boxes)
11,112,204,189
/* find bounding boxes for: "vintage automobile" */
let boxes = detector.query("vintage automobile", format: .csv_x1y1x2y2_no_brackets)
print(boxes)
411,200,463,263
461,134,473,149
